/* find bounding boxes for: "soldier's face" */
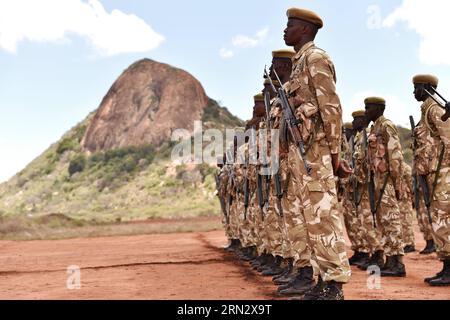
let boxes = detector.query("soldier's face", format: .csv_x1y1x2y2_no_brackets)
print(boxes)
353,117,367,131
272,58,292,81
254,103,266,117
284,18,305,46
414,84,426,101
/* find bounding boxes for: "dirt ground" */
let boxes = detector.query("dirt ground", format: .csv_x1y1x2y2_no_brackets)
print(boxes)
0,219,448,300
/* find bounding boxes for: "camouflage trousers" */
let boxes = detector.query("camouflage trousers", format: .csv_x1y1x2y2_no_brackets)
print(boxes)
236,195,252,248
428,166,450,260
227,195,240,240
263,193,284,257
250,192,266,255
374,175,404,256
288,141,351,283
356,185,383,254
399,198,415,247
416,195,434,241
341,194,367,252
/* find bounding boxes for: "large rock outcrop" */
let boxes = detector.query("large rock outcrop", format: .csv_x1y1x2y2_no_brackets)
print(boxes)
81,59,208,152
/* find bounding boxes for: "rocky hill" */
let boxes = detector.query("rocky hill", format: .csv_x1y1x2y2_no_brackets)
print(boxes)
0,59,244,229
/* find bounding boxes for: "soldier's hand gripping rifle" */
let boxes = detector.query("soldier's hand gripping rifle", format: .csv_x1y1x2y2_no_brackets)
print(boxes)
363,129,377,228
409,116,433,224
214,173,228,220
422,86,450,122
264,67,312,176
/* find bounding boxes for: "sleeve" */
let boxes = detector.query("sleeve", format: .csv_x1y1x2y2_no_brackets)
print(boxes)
308,54,343,155
429,104,450,159
384,124,403,191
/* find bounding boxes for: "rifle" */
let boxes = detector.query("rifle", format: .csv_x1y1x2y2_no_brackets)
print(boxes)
363,129,377,228
409,116,422,221
257,172,265,221
409,116,433,224
264,67,312,176
262,89,272,210
214,173,228,220
243,149,250,221
422,86,450,122
347,133,360,208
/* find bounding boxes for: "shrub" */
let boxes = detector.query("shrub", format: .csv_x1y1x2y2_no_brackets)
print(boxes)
57,138,76,155
69,154,86,176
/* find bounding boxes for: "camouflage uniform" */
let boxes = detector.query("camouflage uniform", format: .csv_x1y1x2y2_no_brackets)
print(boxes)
415,97,450,260
236,144,251,248
400,163,416,247
269,93,306,262
286,41,351,283
219,166,233,240
368,116,405,257
340,134,367,253
353,128,383,254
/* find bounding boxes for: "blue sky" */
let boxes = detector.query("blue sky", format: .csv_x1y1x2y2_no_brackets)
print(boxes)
1,0,450,182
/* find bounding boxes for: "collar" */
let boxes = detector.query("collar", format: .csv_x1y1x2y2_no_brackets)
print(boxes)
293,41,315,61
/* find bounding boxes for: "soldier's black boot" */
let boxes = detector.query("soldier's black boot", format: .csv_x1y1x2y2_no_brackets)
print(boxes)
314,281,344,300
380,255,406,277
358,250,384,271
428,260,450,287
420,240,436,255
352,252,370,267
425,261,445,283
273,258,294,284
277,266,315,296
403,245,416,254
299,276,325,300
257,255,275,273
224,239,237,252
251,254,268,269
262,256,285,276
246,246,258,260
349,251,363,266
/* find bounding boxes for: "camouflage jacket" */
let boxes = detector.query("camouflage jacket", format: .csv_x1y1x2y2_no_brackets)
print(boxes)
354,128,370,185
368,116,404,192
415,97,450,173
287,41,343,155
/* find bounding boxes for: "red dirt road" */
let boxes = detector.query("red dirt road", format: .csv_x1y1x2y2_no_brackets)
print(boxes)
0,227,448,300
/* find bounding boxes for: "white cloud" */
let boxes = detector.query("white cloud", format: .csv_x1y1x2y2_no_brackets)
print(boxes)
219,48,234,59
383,0,450,66
231,27,269,48
219,26,269,59
0,0,165,56
344,91,416,128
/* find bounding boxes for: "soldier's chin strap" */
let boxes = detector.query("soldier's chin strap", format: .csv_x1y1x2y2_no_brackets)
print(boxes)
423,87,450,122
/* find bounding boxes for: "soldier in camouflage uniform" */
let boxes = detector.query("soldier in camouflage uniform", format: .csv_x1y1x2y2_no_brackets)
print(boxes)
340,123,369,264
412,74,450,286
352,111,384,270
365,97,406,277
400,163,416,253
282,7,352,300
265,49,315,295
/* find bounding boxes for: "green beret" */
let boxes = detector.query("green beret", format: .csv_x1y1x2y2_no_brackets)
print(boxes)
364,97,386,106
413,74,439,87
287,8,324,29
344,122,353,129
